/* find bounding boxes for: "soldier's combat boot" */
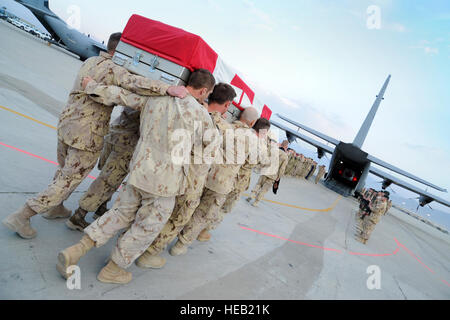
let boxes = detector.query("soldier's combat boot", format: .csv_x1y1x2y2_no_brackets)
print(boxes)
97,260,132,284
56,235,94,279
169,240,187,256
2,204,37,239
66,208,89,232
197,229,211,242
251,201,259,208
93,201,108,220
246,197,252,203
135,252,166,269
42,203,72,220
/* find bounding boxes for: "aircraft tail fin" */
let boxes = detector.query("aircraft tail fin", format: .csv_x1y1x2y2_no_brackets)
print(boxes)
352,75,391,148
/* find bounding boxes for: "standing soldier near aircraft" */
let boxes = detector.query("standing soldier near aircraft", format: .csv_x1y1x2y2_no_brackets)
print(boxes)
285,150,296,176
356,191,387,244
315,165,326,184
2,32,187,239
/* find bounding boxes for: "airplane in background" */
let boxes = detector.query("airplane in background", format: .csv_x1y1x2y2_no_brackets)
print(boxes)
271,75,450,209
15,0,106,60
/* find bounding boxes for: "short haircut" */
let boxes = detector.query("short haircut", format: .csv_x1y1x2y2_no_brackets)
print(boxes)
107,32,122,52
188,69,216,91
240,107,259,122
253,118,271,133
208,83,237,104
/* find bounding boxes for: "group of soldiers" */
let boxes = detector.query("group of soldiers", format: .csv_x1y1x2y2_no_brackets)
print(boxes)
283,149,327,184
2,32,290,285
355,188,392,244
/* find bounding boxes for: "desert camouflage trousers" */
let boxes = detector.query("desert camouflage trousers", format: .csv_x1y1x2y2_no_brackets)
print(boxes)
145,192,202,255
78,141,135,212
357,214,381,241
315,172,325,184
220,169,252,216
250,175,274,203
27,139,99,214
84,183,175,269
179,188,227,245
205,188,241,232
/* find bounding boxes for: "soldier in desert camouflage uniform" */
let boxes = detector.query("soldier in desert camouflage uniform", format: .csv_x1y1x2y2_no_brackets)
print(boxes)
134,83,237,269
219,118,272,214
169,107,260,257
247,140,289,207
195,118,273,242
306,161,317,180
315,165,326,184
292,154,303,178
67,106,141,231
285,150,296,176
3,33,186,240
56,69,217,284
356,191,387,244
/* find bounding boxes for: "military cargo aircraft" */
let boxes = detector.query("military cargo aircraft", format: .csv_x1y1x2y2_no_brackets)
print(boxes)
271,75,450,209
15,0,106,60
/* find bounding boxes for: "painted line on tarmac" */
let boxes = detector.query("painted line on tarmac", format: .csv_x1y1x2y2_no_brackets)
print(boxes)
0,105,57,130
0,141,97,180
242,193,342,212
239,226,343,253
240,227,449,289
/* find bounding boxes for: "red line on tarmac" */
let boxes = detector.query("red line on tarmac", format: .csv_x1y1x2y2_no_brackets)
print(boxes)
394,238,435,274
239,226,343,253
348,245,400,257
441,279,450,287
0,141,97,180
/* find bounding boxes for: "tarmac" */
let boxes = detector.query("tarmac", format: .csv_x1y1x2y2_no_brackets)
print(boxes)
0,19,449,300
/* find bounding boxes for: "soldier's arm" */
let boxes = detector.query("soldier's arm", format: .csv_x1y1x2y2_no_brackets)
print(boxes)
111,65,187,98
84,80,149,110
276,154,289,180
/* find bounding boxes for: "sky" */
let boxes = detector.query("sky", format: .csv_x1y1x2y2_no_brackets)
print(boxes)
1,0,449,215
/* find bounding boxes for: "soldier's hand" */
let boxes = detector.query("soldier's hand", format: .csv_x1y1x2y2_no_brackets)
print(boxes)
82,76,94,90
167,86,188,98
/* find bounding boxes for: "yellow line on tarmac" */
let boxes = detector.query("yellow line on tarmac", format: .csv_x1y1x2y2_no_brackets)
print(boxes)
243,193,342,212
0,105,57,130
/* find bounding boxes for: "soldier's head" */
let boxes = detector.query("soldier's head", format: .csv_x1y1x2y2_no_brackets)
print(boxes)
207,83,237,115
107,32,122,55
187,69,216,104
253,118,271,138
281,140,289,151
239,107,259,128
383,190,390,199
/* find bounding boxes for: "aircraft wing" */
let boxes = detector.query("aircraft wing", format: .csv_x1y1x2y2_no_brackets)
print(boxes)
270,119,335,154
367,154,447,193
92,42,107,51
369,166,450,208
276,113,340,146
